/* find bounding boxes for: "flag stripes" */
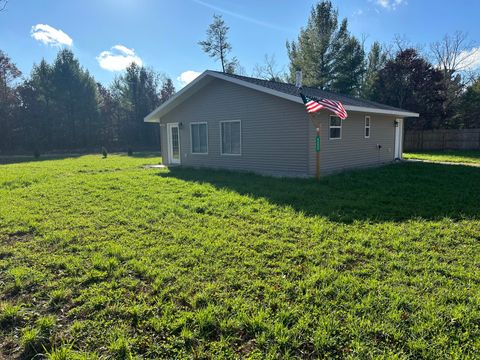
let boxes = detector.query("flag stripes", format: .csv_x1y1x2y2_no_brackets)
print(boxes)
300,93,348,119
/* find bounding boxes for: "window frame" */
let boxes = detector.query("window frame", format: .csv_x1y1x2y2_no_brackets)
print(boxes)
190,122,209,155
329,115,342,140
219,120,242,156
364,116,371,139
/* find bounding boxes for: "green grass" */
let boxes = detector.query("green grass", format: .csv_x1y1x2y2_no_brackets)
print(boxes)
1,154,480,359
404,150,480,164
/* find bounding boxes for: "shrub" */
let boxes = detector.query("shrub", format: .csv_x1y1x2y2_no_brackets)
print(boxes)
102,147,108,158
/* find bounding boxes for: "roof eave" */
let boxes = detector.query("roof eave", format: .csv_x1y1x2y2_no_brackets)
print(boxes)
144,70,420,122
345,106,419,117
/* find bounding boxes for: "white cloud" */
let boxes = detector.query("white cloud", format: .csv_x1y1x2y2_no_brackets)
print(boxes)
31,24,73,47
177,70,201,87
375,0,405,10
458,47,480,70
353,9,364,16
96,45,143,71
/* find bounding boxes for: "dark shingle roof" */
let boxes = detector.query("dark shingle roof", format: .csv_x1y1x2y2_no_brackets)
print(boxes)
213,71,414,114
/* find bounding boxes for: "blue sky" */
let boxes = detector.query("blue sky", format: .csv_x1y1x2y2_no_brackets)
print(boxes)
2,0,480,89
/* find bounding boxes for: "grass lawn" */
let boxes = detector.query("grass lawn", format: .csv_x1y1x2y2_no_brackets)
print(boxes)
1,155,480,359
404,150,480,164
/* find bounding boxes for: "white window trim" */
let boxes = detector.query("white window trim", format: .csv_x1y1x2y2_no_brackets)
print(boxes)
364,116,371,139
190,122,208,155
220,120,242,156
329,115,342,140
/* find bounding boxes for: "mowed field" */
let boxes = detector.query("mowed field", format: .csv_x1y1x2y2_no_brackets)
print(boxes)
1,154,480,359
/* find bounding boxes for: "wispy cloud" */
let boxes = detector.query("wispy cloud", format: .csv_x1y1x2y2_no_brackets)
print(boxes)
374,0,406,10
96,45,143,71
177,70,202,87
459,47,480,70
192,0,290,32
31,24,73,47
353,9,364,16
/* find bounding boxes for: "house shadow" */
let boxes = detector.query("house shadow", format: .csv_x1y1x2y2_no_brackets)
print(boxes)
159,162,480,223
117,151,161,159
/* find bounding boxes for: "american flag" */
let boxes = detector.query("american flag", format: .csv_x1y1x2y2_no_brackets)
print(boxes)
300,93,348,120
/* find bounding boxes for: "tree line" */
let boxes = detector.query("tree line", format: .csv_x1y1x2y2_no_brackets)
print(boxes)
199,1,480,131
0,49,174,154
284,2,480,130
2,0,480,155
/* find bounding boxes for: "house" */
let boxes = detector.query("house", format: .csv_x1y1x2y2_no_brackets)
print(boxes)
144,71,419,177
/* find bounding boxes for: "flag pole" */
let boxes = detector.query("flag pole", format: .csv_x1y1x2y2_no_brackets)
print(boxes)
316,124,321,180
308,113,321,180
300,92,347,181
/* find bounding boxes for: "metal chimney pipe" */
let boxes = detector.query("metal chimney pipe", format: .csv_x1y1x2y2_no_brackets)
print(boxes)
295,69,302,88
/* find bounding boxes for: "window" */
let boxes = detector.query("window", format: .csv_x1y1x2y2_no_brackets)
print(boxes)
220,120,241,155
365,116,371,138
190,122,208,154
329,116,342,139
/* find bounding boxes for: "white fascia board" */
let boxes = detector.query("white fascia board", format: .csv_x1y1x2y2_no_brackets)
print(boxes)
345,106,419,118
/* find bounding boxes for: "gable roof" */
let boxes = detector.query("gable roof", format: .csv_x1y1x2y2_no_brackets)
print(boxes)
145,70,419,122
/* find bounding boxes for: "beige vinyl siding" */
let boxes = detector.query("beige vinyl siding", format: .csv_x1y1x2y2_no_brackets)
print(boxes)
159,77,401,177
160,79,310,177
308,112,398,176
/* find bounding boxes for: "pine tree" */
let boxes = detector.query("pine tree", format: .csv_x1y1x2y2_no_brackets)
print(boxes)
286,1,364,94
199,14,236,73
287,1,339,88
0,50,22,152
362,42,387,99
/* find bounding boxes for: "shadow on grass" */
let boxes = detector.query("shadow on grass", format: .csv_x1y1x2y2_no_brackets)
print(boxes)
160,162,480,222
117,152,161,159
0,154,84,165
0,152,161,165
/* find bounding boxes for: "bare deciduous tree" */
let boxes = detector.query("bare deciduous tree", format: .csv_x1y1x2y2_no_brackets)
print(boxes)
252,54,286,82
430,32,479,115
430,31,478,74
0,0,8,12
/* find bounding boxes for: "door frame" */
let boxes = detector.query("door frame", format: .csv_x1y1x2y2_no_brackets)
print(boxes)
394,118,403,160
166,122,181,164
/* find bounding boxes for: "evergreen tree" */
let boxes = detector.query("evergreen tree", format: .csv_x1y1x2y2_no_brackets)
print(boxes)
0,50,22,152
455,77,480,128
331,35,365,95
286,1,364,94
111,63,166,147
199,14,236,73
361,42,387,99
51,49,99,149
159,78,175,103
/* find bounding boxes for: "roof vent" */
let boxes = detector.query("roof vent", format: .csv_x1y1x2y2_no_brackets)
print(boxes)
295,69,302,88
